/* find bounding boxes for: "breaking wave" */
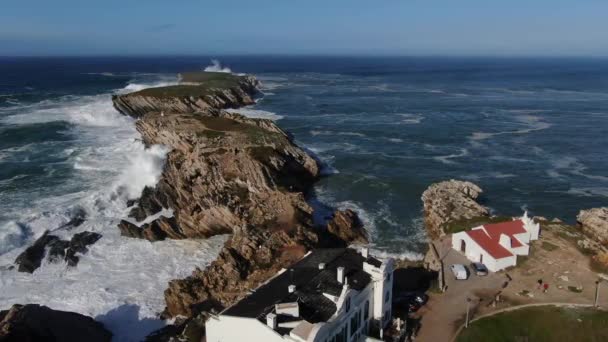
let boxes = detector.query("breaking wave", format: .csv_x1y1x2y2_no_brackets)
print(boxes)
0,74,223,341
203,59,232,73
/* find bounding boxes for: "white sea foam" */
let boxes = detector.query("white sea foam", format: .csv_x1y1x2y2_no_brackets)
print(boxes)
547,156,608,183
203,59,232,73
396,113,424,125
0,75,225,341
310,130,366,137
433,148,469,165
470,114,552,141
0,222,27,255
225,107,283,121
114,144,169,199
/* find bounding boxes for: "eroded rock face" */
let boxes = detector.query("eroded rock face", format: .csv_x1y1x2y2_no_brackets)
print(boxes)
120,110,319,240
112,74,368,320
0,304,112,342
577,207,608,245
421,179,489,239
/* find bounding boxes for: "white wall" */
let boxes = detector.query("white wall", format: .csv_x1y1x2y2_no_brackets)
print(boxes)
310,286,375,342
206,315,286,342
451,232,517,272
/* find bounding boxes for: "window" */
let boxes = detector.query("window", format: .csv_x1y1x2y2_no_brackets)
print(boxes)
364,300,369,320
345,297,351,312
385,290,390,303
387,273,391,282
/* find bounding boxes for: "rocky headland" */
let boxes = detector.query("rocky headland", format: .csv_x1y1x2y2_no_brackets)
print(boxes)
421,179,608,273
110,71,367,337
421,179,489,239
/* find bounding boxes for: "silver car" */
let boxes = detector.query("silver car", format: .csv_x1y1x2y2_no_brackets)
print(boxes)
451,264,468,280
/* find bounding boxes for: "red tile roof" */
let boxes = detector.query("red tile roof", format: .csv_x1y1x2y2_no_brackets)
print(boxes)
483,220,526,240
466,229,513,259
464,220,529,259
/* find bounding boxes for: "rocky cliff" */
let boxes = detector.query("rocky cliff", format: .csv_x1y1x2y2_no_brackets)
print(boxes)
112,72,260,119
0,304,112,342
577,207,608,245
111,72,368,321
421,179,489,238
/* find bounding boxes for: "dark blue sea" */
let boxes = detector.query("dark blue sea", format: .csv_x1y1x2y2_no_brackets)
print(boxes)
0,56,607,339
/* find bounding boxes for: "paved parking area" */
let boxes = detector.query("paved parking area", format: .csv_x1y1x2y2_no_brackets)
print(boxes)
413,237,511,342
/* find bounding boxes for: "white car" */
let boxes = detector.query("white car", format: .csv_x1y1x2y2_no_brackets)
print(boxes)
451,264,468,280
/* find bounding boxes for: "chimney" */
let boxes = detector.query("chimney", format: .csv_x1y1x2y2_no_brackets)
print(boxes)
361,247,369,258
288,284,296,293
318,263,326,270
266,313,277,329
337,267,345,284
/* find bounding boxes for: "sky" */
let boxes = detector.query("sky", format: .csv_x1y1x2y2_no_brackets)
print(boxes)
1,0,608,56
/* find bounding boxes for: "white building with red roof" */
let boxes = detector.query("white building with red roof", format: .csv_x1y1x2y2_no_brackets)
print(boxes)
451,212,540,272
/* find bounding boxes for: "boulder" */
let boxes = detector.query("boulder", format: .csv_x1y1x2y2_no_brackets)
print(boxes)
0,304,111,342
14,232,60,273
326,209,368,245
421,179,489,239
14,231,101,273
577,207,608,245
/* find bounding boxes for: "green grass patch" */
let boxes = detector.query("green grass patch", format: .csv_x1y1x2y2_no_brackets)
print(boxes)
445,216,513,235
457,306,608,342
541,241,559,251
131,72,246,98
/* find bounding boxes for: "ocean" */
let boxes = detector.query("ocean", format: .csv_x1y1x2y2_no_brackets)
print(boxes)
1,56,607,339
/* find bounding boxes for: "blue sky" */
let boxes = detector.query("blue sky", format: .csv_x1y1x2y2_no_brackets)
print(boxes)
1,0,607,56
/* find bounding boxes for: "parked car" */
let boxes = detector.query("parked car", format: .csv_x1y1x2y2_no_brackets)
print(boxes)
407,293,429,312
471,262,489,276
451,264,468,280
394,292,429,313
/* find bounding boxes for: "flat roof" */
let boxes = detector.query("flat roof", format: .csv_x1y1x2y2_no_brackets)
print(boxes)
222,248,378,329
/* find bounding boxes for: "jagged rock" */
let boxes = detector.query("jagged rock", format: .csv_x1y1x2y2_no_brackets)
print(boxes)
111,73,368,323
326,209,368,245
0,304,111,342
14,232,60,273
421,179,489,238
115,108,319,240
14,231,101,273
577,207,608,245
118,217,184,241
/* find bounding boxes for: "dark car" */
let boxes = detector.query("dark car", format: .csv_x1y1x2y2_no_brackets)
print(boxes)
471,262,489,276
394,292,429,313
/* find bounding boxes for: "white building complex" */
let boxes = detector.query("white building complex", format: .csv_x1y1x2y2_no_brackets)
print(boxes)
206,248,395,342
451,212,540,272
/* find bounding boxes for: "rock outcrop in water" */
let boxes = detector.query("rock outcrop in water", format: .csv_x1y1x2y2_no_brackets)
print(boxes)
0,304,112,342
577,207,608,245
14,231,101,273
421,179,489,238
112,72,368,320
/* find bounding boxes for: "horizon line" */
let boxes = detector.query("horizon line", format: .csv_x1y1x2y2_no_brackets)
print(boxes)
1,53,608,59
